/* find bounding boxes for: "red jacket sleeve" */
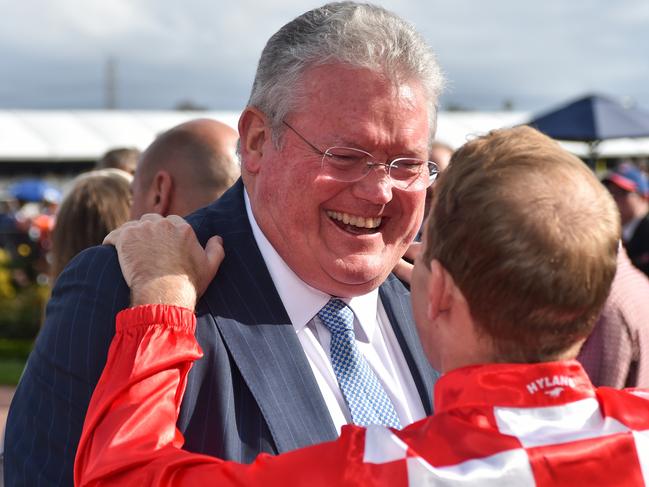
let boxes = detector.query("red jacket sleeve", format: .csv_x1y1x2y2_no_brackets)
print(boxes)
74,304,402,487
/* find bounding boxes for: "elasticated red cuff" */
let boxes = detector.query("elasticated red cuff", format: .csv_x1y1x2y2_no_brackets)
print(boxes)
116,304,196,334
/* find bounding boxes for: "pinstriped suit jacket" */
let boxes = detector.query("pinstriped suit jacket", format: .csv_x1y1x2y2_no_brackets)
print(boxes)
4,179,437,486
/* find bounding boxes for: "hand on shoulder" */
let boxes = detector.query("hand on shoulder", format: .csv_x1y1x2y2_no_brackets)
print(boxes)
104,214,224,310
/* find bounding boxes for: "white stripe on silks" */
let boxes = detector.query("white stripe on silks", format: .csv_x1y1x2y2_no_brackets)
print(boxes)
362,425,409,464
494,397,630,448
632,430,649,484
406,449,535,487
631,390,649,401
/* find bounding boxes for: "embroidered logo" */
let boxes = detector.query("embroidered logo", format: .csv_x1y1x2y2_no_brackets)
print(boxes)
544,387,564,398
526,376,575,395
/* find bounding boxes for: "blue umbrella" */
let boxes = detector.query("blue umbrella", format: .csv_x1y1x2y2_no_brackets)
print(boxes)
528,94,649,165
9,179,61,203
528,94,649,142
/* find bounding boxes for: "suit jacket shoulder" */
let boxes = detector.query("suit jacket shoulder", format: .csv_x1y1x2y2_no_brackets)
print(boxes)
4,244,130,487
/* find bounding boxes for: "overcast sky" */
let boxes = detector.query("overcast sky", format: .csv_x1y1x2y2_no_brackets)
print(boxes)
1,0,648,113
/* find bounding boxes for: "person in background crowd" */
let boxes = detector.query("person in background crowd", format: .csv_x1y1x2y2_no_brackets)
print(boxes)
603,163,649,276
130,118,240,219
50,169,132,281
577,245,649,387
75,126,649,486
4,4,442,485
96,147,140,175
424,141,453,219
429,140,453,172
0,194,19,249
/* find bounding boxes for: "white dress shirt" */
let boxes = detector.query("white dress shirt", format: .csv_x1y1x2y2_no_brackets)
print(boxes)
244,192,426,434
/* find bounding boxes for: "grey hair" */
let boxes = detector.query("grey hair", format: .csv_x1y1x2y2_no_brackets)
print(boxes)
247,1,445,147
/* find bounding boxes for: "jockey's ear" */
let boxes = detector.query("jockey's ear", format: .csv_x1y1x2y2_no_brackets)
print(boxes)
426,259,454,321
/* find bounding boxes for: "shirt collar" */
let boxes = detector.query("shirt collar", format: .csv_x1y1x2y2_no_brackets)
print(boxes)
244,190,378,340
434,360,596,413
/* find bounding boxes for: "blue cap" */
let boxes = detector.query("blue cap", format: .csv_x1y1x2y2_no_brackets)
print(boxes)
603,164,649,198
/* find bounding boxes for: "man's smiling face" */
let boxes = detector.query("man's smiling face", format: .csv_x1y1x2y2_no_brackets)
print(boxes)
248,64,431,297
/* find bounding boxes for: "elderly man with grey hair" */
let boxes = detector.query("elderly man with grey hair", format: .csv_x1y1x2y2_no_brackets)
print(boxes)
4,3,443,485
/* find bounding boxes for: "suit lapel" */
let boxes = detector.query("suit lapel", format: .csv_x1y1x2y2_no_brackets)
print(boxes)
195,181,338,452
214,314,339,452
379,274,438,414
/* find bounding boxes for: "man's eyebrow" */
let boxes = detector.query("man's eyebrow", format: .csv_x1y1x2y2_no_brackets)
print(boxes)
326,136,426,156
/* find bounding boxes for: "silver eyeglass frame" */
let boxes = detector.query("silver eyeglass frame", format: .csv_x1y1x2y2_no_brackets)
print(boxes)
282,121,439,191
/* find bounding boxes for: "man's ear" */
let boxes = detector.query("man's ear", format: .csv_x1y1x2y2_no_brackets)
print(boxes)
238,107,269,175
427,259,455,321
151,170,173,217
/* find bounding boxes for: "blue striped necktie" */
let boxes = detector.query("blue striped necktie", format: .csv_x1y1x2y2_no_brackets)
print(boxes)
318,298,401,429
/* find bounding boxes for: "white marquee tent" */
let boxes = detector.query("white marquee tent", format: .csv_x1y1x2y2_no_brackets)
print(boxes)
0,109,648,164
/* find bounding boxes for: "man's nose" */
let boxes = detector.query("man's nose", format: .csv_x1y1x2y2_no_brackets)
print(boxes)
351,165,393,205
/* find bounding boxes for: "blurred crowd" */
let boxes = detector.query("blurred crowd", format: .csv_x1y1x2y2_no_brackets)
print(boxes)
0,118,240,338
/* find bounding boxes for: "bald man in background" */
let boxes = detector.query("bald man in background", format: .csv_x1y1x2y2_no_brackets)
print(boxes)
130,118,240,218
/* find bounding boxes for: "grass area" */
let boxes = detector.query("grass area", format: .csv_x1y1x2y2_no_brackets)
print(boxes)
0,338,33,359
0,358,27,385
0,338,32,385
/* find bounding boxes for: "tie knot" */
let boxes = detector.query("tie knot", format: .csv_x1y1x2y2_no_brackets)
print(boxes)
318,298,354,334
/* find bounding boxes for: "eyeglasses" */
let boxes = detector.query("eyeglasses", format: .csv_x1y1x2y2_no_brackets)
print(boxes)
282,121,439,191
